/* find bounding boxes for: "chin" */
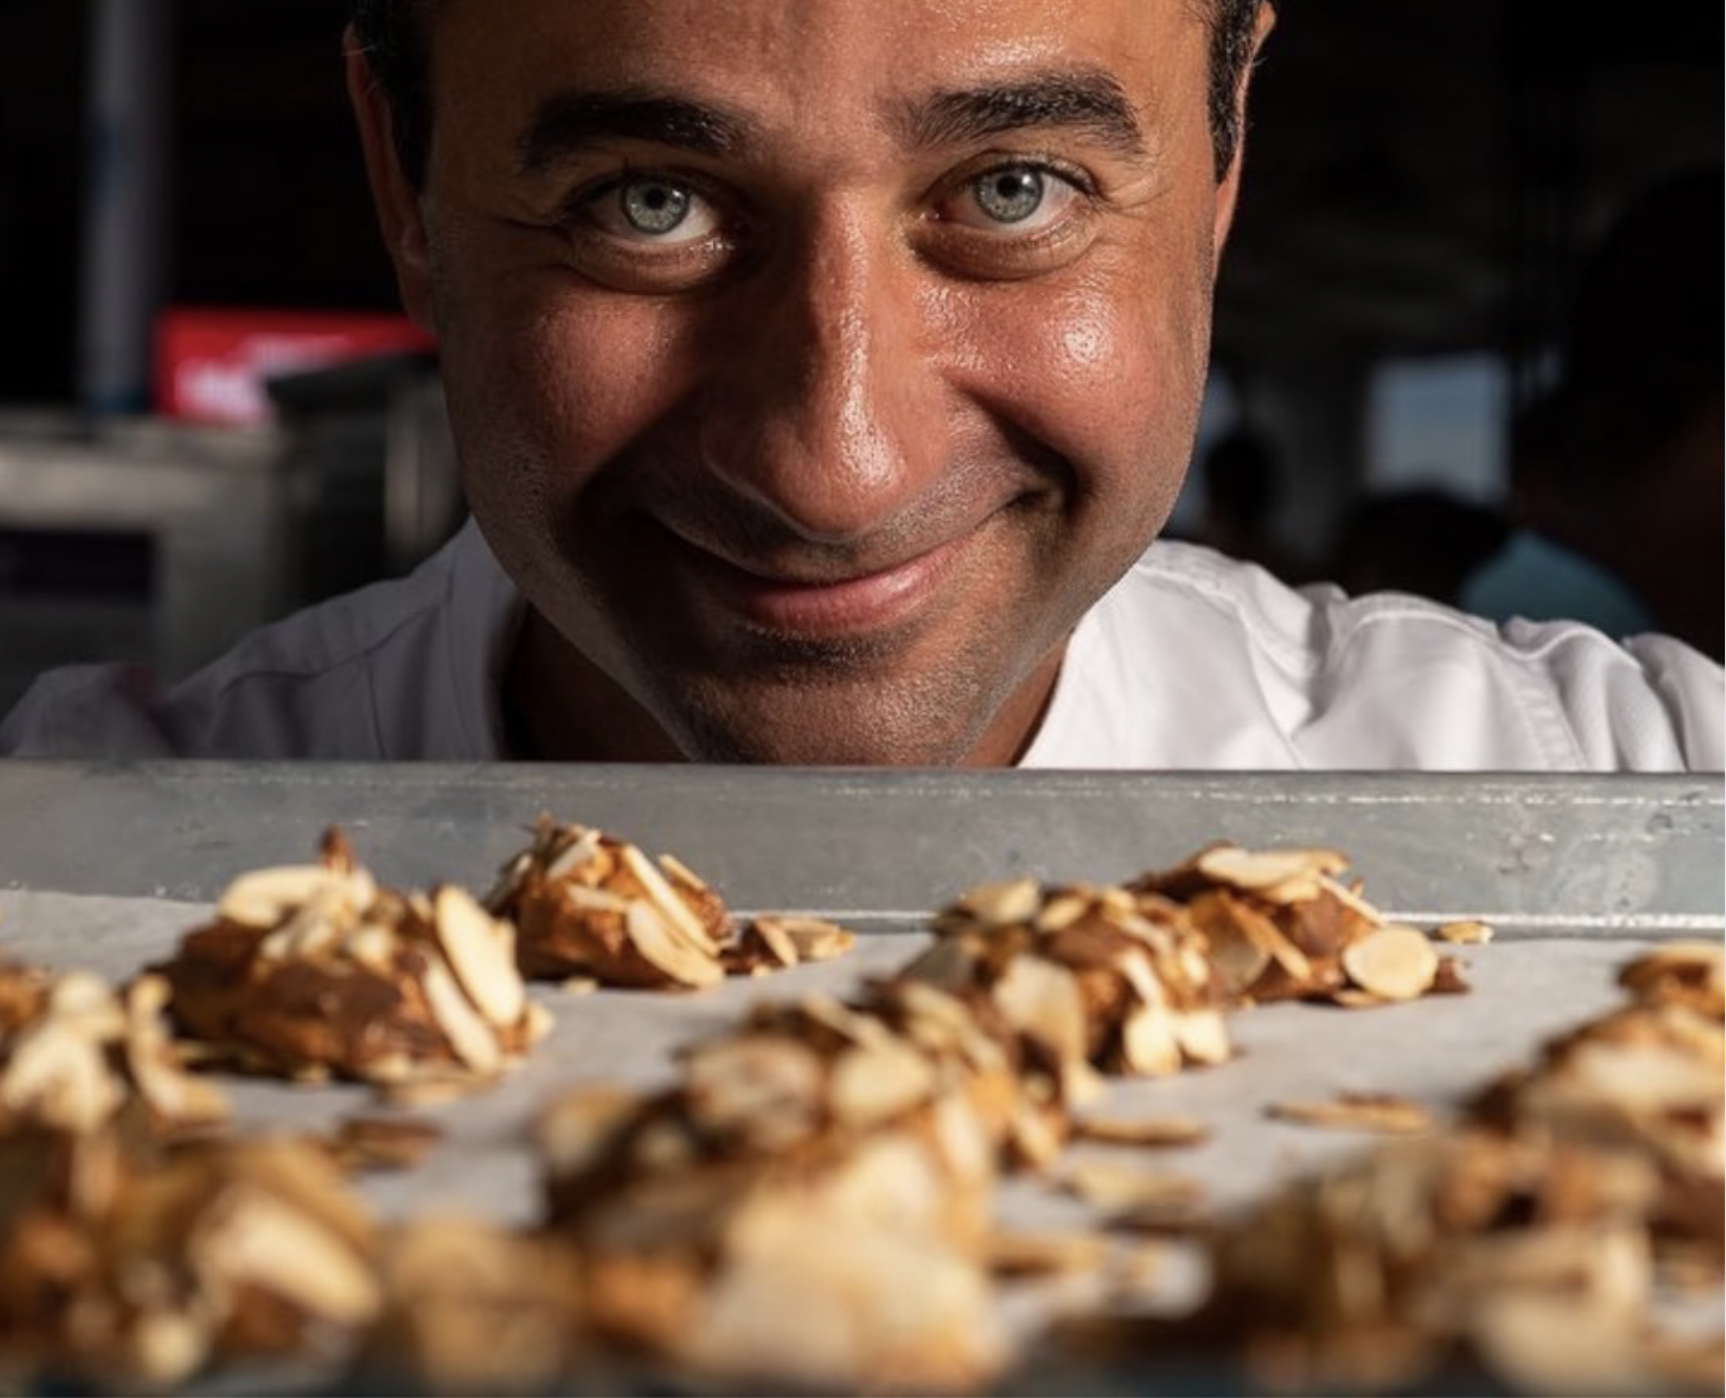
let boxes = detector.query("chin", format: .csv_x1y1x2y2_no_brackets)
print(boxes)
659,673,992,767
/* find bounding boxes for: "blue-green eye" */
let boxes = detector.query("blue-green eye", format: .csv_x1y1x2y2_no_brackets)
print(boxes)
973,167,1046,224
586,176,721,245
620,179,691,235
937,162,1082,236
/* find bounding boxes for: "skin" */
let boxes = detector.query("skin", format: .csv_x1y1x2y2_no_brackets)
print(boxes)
348,0,1272,763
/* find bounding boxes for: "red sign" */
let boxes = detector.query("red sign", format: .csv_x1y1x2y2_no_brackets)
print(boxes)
155,306,436,426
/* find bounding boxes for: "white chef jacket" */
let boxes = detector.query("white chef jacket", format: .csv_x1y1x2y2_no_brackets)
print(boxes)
3,518,1720,770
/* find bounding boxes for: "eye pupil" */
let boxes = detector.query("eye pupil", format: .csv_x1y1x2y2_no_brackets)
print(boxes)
621,180,691,235
974,167,1044,224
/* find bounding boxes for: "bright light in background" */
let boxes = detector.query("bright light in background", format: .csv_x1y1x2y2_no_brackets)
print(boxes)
1365,354,1509,504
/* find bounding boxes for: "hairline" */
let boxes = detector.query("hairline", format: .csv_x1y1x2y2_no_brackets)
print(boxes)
350,0,1267,189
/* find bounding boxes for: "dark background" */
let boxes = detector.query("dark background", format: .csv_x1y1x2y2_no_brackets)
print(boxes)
0,1,1719,705
3,1,1717,398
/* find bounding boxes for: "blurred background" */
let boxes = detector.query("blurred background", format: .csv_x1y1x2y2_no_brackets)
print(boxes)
0,0,1720,711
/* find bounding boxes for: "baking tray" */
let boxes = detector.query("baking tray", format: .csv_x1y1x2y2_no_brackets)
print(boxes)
0,762,1720,1396
2,762,1721,933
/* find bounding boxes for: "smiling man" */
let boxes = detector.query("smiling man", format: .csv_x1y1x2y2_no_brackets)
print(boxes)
3,0,1721,769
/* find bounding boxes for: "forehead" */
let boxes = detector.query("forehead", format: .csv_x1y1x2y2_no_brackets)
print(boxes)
425,0,1213,150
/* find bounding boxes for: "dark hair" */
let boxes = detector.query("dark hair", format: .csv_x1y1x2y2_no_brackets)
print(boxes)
349,0,1268,188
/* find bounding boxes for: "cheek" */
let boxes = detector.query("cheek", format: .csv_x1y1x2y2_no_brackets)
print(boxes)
435,254,689,515
962,261,1211,520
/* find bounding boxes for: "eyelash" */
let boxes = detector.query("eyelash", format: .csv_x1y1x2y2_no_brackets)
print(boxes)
544,153,1107,290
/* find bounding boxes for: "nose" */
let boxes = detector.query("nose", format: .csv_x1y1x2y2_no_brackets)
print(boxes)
698,204,947,546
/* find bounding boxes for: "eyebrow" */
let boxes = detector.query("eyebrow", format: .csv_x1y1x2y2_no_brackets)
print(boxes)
518,90,756,172
900,69,1149,159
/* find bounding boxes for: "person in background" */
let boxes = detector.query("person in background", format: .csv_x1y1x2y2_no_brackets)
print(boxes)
1461,165,1723,660
1,0,1720,770
1193,425,1302,583
1332,487,1509,608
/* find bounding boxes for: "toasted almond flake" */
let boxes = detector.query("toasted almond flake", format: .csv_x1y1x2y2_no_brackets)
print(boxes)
1073,1112,1211,1148
797,992,898,1050
685,1035,823,1142
2,1018,124,1132
192,1184,381,1325
216,864,349,928
959,879,1042,928
1228,897,1315,983
1329,987,1389,1008
829,1041,938,1130
1434,919,1495,945
988,1229,1108,1277
1170,1008,1231,1066
559,976,600,995
624,901,723,989
535,1084,642,1177
1342,924,1440,1001
1119,1000,1183,1077
381,1074,485,1108
1060,1158,1204,1214
992,955,1089,1067
770,916,856,962
1034,891,1092,933
543,827,603,883
902,935,979,992
621,843,722,956
558,884,632,914
748,918,800,968
1312,872,1387,922
1266,1093,1434,1134
343,922,400,971
433,885,526,1028
418,959,503,1075
1195,845,1349,892
658,851,710,893
331,1115,444,1172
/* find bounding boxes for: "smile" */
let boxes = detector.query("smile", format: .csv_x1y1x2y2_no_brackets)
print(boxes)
667,529,973,640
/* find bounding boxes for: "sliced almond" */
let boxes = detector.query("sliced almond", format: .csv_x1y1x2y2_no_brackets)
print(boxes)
1119,1000,1183,1077
767,916,856,962
991,955,1088,1068
216,864,349,928
192,1183,381,1325
1266,1093,1434,1134
958,879,1041,928
988,1229,1109,1277
828,1041,938,1131
624,900,723,989
1341,924,1440,1001
433,885,526,1029
1072,1112,1211,1148
1059,1158,1204,1214
1169,1008,1231,1066
3,1017,124,1132
1195,845,1349,893
621,844,721,956
418,959,503,1075
543,827,603,883
1434,920,1495,945
746,918,800,968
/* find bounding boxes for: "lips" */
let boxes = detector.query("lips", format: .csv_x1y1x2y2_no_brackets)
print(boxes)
661,526,971,640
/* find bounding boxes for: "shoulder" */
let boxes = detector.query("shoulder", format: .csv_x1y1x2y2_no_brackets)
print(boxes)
0,521,521,760
1030,541,1723,771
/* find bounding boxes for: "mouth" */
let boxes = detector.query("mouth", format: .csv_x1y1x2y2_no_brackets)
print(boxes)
659,525,975,641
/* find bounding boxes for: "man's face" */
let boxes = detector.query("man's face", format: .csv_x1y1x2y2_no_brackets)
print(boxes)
370,0,1251,763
